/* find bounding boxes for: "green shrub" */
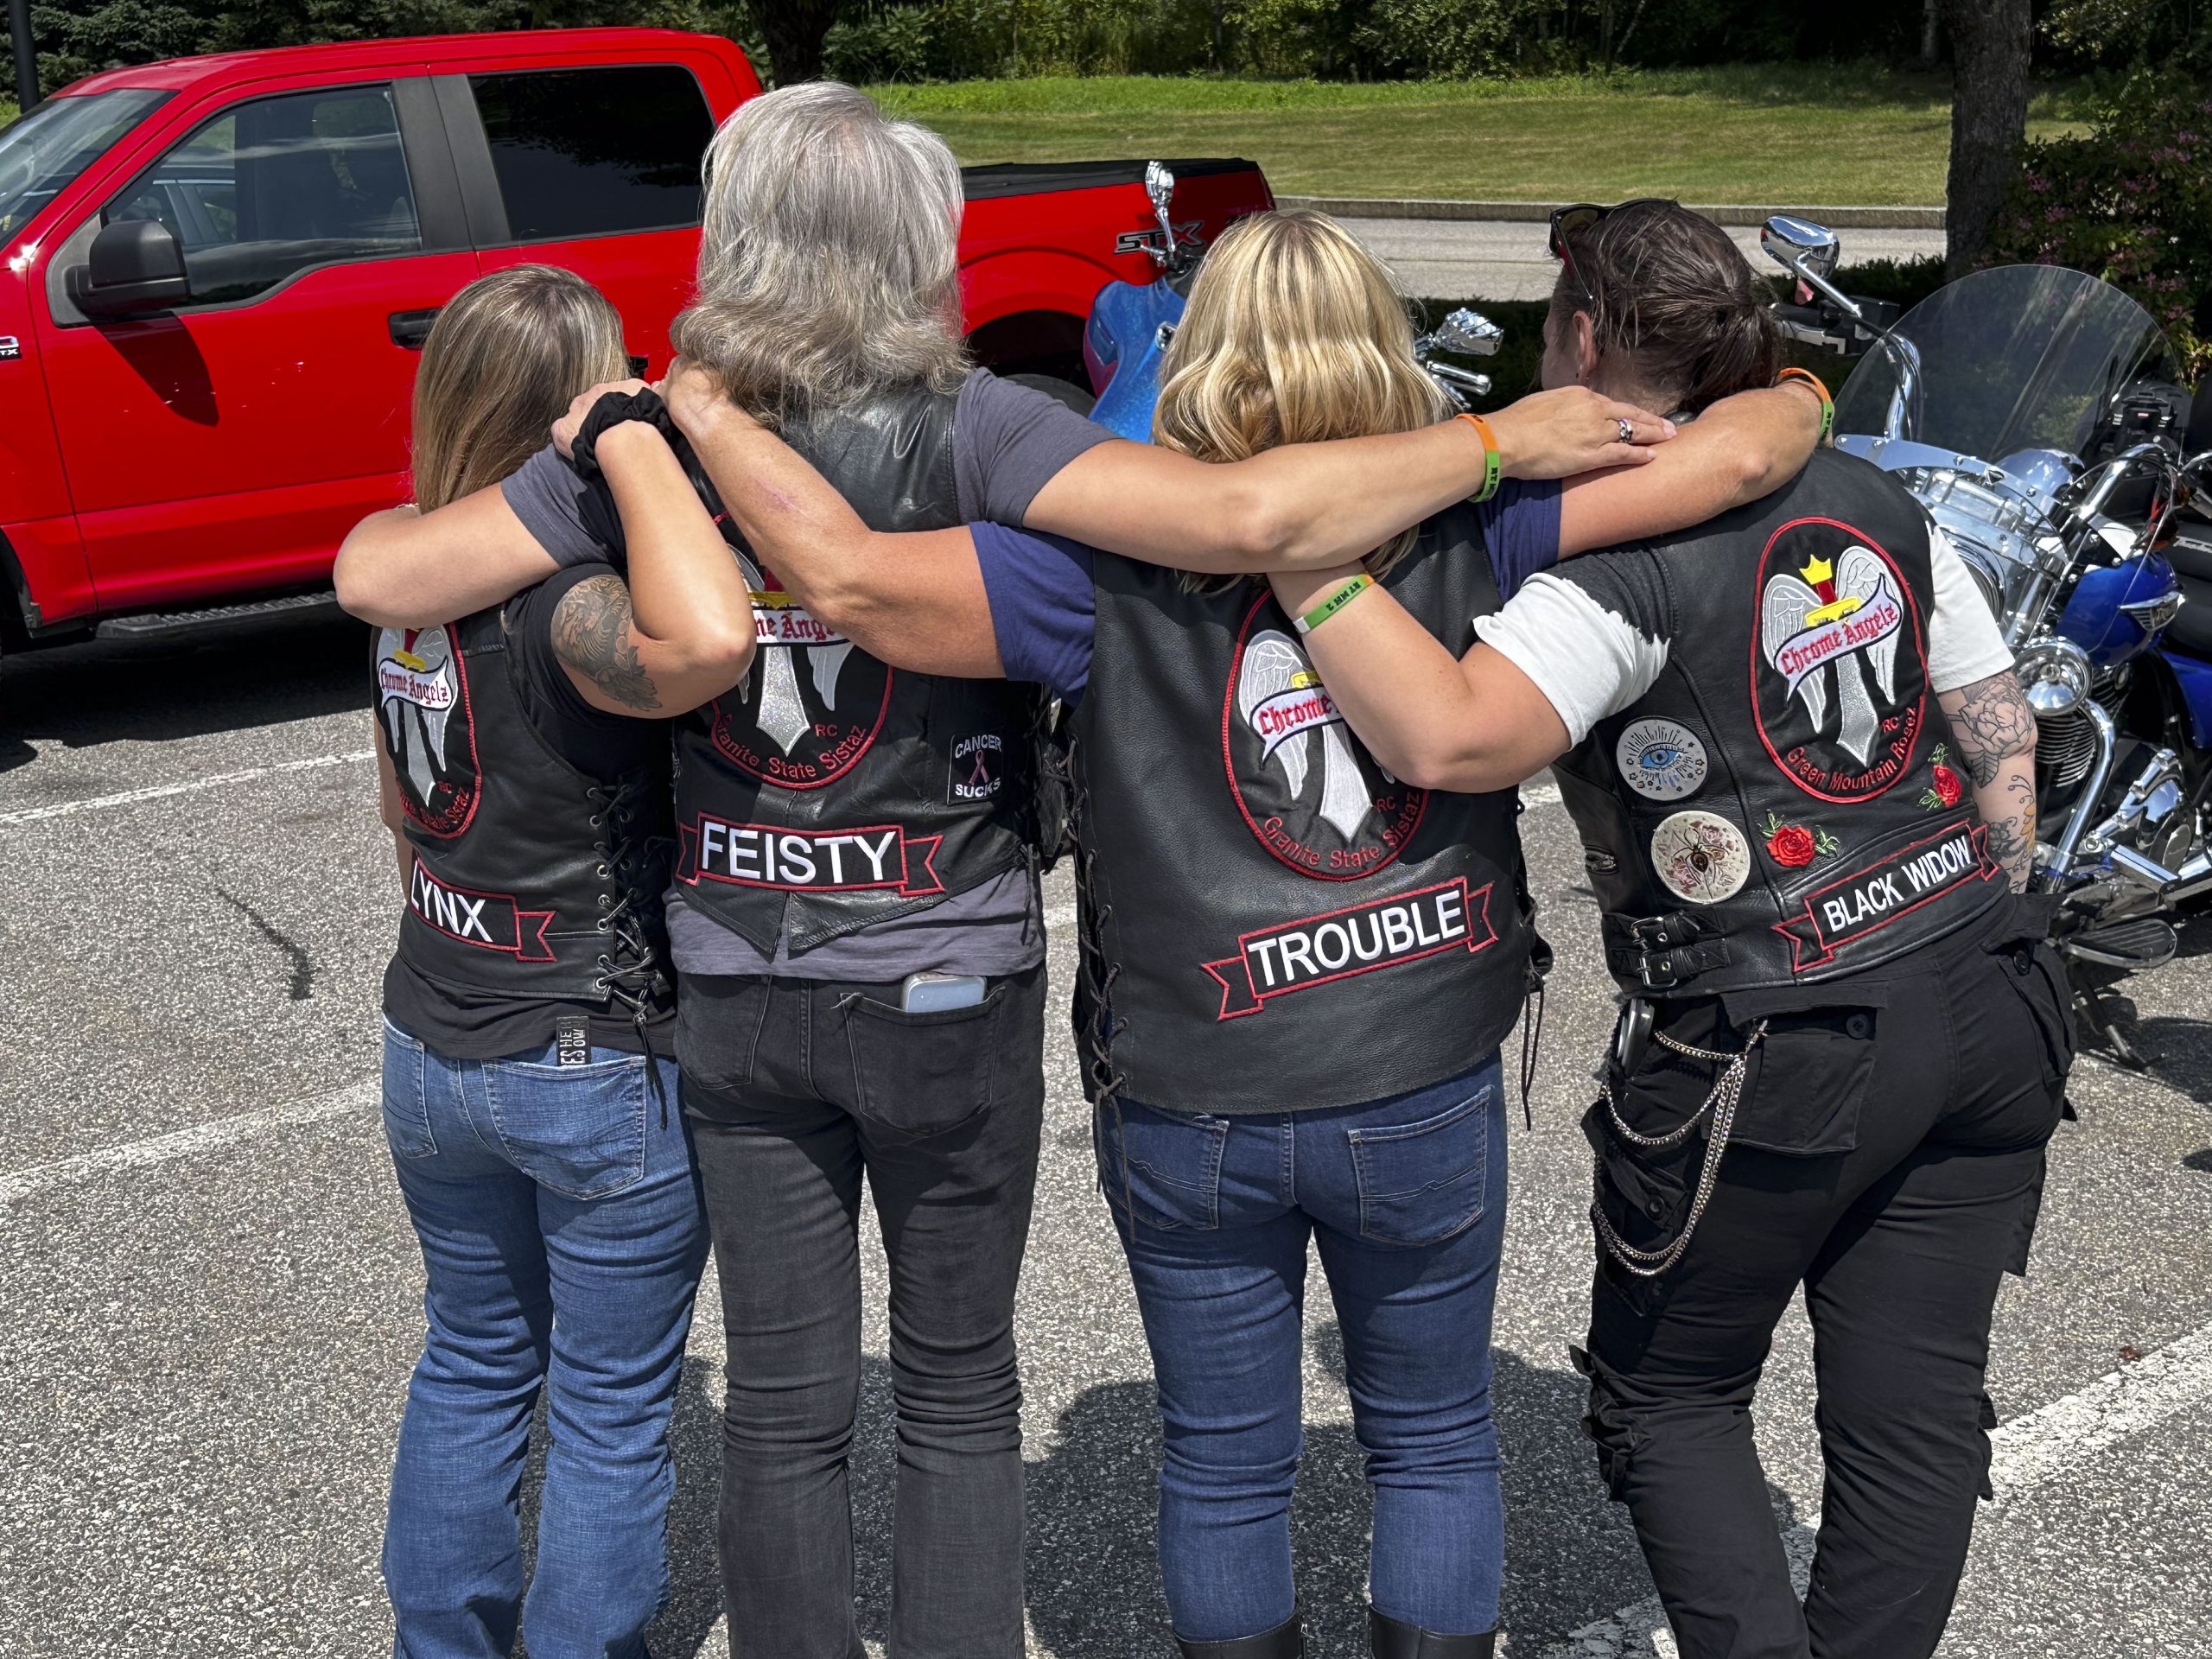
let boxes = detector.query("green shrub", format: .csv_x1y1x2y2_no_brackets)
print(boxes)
1986,77,2212,376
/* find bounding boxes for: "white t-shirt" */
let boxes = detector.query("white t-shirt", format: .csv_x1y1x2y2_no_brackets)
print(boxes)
1476,526,2013,747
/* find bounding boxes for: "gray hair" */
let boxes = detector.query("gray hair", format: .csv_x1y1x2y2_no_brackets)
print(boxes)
672,82,969,424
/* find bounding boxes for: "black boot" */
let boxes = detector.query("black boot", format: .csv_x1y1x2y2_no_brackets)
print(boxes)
1368,1605,1497,1658
1174,1607,1306,1658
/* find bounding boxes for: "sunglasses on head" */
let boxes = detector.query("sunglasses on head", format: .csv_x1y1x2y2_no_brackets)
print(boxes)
1548,198,1671,300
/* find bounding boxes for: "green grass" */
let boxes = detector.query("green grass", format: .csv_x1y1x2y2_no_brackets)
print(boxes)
877,62,2086,206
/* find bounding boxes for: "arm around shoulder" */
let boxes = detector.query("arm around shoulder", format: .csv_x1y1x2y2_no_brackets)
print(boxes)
334,486,559,628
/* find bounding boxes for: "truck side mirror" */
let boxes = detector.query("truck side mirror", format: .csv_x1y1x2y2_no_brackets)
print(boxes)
66,218,192,318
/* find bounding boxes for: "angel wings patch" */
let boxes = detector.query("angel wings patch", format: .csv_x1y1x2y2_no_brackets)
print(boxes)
1751,518,1928,804
1221,596,1425,880
705,550,892,791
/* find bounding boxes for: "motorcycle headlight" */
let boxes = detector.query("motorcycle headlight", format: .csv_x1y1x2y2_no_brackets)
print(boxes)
2013,638,2093,717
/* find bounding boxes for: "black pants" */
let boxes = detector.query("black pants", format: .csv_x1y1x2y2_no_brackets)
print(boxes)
677,964,1046,1659
1581,899,2072,1659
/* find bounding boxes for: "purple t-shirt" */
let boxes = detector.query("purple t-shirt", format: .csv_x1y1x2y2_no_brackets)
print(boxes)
499,369,1113,983
975,480,1564,706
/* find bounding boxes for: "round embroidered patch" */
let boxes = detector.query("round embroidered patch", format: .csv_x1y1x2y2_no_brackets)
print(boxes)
1616,718,1709,802
1649,810,1752,904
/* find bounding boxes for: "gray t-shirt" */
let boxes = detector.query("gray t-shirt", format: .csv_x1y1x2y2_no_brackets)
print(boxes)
501,368,1113,982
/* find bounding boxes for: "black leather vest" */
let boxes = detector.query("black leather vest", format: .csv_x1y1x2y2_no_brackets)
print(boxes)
666,386,1046,956
1072,505,1537,1114
1553,449,2008,997
375,604,672,1013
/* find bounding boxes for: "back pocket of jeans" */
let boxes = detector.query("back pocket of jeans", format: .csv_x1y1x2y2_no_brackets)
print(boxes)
381,1019,436,1160
845,984,1007,1141
1348,1086,1491,1247
483,1053,650,1200
1095,1102,1228,1231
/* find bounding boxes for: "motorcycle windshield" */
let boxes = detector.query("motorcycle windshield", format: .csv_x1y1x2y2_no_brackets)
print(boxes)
1833,264,2170,461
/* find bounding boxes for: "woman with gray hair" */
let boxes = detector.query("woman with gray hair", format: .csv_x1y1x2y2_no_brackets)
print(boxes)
337,82,1825,1659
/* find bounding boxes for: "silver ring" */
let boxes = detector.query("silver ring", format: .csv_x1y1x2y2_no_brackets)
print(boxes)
1615,416,1636,445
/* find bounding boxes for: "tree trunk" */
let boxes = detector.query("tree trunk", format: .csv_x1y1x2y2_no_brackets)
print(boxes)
753,0,842,86
1940,0,2031,277
1920,0,1941,66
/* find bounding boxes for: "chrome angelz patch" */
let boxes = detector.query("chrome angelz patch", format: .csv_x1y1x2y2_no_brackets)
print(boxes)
1222,595,1426,880
1752,518,1930,803
1200,878,1497,1020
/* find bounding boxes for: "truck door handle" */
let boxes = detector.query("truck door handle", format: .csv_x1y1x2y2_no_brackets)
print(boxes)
389,308,440,349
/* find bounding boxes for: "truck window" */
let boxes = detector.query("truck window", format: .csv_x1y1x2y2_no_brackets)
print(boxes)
105,84,420,307
468,66,712,243
0,88,170,240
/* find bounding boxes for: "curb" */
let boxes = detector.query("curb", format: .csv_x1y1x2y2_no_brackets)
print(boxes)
1275,195,1945,230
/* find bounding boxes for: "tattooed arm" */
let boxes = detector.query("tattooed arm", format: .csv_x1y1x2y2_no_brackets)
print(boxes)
550,421,756,716
1939,670,2039,890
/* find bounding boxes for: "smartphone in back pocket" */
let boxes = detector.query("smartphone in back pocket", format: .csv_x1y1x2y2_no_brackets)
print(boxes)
900,972,988,1014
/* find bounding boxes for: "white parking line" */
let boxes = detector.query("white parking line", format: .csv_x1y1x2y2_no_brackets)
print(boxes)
0,749,374,827
1540,1320,2212,1658
0,1080,376,1205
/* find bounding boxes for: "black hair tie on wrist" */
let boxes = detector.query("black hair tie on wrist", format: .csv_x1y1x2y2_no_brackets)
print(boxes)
567,386,680,481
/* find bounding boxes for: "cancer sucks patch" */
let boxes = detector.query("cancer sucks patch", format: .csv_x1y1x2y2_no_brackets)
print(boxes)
1201,878,1497,1020
376,624,480,837
1751,518,1929,804
1222,594,1426,881
709,552,892,791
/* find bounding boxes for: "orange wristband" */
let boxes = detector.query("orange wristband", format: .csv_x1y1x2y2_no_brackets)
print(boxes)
1457,411,1503,502
1777,366,1834,442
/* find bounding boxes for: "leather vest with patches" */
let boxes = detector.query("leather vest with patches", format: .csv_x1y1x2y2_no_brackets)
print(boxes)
1553,449,2008,998
1071,505,1537,1114
667,386,1044,957
375,604,672,1009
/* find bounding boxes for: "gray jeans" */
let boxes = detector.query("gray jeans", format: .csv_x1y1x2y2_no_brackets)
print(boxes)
677,965,1046,1659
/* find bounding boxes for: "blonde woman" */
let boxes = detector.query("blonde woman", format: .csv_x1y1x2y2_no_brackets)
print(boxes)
354,266,753,1659
652,211,1827,1659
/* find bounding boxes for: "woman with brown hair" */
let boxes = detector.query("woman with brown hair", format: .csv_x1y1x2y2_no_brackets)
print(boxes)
648,208,1826,1658
361,264,754,1659
1259,199,2062,1659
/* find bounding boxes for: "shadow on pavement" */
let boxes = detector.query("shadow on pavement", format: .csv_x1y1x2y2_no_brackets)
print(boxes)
0,612,370,766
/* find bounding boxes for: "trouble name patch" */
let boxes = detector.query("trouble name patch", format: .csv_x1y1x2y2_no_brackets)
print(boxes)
677,814,945,897
1201,879,1497,1020
1774,822,2000,970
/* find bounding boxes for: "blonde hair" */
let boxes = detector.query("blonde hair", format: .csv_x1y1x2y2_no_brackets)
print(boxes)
1153,209,1451,585
410,265,628,512
672,81,969,426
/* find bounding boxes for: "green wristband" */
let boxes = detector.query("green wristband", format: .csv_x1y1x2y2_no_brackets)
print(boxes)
1294,572,1373,635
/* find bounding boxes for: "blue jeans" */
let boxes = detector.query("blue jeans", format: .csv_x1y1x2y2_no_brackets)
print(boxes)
1095,1056,1509,1643
379,1018,709,1659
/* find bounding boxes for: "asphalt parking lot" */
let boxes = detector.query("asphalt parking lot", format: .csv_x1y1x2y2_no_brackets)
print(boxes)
3,610,2210,1658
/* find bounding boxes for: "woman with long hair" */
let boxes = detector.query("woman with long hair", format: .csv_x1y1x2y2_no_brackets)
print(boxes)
365,265,753,1659
1255,200,2061,1659
650,209,1827,1658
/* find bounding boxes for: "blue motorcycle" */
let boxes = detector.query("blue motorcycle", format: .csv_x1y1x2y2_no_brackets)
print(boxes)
1083,163,1503,440
1763,218,2212,1065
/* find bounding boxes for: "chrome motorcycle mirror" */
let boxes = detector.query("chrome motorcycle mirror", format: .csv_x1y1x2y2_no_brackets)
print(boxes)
1426,308,1503,359
1760,214,1841,282
1145,161,1178,263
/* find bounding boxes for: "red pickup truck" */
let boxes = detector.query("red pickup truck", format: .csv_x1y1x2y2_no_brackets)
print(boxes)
0,28,1272,665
